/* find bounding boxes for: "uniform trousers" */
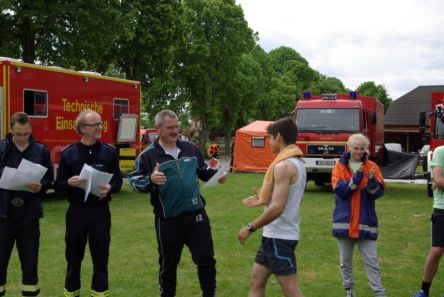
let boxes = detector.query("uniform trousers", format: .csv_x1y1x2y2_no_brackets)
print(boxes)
0,218,40,296
64,204,111,297
337,237,386,297
155,210,216,297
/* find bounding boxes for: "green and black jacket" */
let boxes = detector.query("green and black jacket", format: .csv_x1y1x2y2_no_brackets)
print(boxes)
129,139,216,218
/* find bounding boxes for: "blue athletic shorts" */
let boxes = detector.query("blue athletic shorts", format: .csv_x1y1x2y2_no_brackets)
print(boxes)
254,236,298,275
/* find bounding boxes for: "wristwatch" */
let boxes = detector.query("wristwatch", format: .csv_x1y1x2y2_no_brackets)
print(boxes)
247,222,255,233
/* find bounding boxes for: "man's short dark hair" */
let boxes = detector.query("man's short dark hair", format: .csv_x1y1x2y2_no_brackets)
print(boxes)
266,117,298,145
10,112,31,128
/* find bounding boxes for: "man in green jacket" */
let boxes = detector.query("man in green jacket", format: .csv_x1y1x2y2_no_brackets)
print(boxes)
129,110,226,297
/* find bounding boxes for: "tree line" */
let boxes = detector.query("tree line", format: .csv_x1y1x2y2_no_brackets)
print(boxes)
0,0,392,154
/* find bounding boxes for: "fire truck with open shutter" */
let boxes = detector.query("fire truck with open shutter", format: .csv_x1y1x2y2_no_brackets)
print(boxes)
0,57,141,177
294,92,385,186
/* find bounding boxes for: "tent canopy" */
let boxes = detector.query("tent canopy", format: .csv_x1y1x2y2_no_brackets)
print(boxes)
232,121,276,172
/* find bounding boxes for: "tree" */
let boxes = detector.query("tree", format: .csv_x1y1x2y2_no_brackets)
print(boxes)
176,0,255,154
356,81,392,112
0,0,62,62
114,0,185,120
235,45,272,127
256,46,318,120
0,0,122,69
268,46,307,74
311,74,347,95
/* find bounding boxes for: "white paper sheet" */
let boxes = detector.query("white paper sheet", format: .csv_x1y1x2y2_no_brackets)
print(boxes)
203,164,229,188
0,158,48,191
77,164,113,201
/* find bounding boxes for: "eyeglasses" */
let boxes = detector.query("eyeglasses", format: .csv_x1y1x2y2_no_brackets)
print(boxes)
83,122,103,129
13,132,30,137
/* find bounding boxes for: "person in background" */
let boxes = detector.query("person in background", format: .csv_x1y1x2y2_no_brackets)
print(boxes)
412,144,444,297
230,137,235,172
0,112,53,297
129,109,226,297
331,133,386,297
207,143,220,159
207,144,220,169
54,109,122,297
238,117,306,297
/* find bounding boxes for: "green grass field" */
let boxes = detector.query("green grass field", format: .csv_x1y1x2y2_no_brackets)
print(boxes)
5,174,442,297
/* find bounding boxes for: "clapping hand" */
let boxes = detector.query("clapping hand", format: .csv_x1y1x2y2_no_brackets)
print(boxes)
243,187,262,207
368,168,376,179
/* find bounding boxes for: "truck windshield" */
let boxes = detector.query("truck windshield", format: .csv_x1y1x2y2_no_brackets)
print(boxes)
296,108,359,132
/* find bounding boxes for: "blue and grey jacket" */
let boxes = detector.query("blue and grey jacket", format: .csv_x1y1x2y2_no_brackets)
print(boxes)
0,133,53,219
129,139,216,218
331,152,385,240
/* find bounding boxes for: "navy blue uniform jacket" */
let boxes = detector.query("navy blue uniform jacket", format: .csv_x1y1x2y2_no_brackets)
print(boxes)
0,133,53,219
54,141,122,205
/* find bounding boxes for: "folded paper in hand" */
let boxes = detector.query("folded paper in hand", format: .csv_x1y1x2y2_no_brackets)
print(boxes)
203,164,229,188
0,158,48,191
77,164,113,201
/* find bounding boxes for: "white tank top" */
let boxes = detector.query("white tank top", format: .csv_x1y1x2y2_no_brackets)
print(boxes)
262,157,306,240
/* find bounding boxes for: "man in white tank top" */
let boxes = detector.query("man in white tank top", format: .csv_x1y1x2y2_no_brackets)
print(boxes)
238,117,306,297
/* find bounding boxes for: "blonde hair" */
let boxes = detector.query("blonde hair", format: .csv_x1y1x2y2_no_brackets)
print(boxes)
347,133,370,149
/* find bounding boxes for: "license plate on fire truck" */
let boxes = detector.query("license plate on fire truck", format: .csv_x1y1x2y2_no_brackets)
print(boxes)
316,160,335,166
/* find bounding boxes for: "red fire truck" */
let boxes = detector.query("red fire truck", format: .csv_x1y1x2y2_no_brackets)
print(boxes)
419,92,444,196
0,57,141,176
294,92,385,186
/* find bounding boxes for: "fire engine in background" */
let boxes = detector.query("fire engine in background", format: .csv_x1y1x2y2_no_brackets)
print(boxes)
419,92,444,196
294,92,385,186
141,127,157,149
0,57,141,176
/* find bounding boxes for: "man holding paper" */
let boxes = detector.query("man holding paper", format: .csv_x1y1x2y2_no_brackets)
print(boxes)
129,109,226,297
0,112,53,297
54,109,122,297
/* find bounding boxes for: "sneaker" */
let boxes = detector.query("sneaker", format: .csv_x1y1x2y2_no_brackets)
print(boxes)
345,288,356,297
413,290,429,297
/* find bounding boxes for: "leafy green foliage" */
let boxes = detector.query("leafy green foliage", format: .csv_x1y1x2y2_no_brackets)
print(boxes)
312,74,347,95
357,81,393,112
175,0,255,152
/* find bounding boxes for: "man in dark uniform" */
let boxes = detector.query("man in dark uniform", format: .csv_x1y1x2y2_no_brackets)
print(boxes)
0,112,53,297
129,110,226,297
54,109,122,297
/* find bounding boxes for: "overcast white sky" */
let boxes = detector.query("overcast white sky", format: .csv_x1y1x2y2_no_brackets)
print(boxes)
236,0,444,100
